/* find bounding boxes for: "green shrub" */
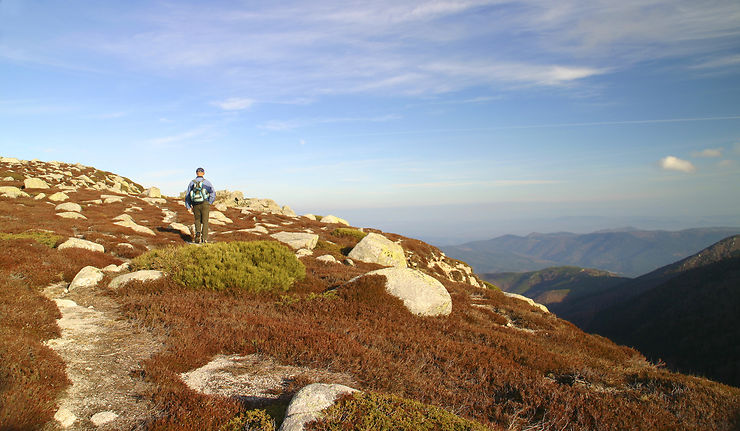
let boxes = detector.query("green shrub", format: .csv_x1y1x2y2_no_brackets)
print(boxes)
331,228,367,242
482,281,501,292
221,409,275,431
0,231,63,248
308,391,492,431
132,241,306,292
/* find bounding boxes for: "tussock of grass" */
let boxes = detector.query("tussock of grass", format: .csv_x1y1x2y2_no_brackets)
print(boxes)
0,171,24,181
221,409,276,431
133,241,306,292
0,231,63,248
331,228,367,242
308,391,492,431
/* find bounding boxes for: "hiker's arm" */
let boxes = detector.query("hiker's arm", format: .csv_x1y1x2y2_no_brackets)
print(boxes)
184,181,194,209
205,180,216,204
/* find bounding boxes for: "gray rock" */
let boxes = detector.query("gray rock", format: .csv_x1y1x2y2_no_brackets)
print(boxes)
109,270,164,289
24,177,50,189
144,187,161,198
34,193,46,200
102,262,130,273
279,383,359,431
53,407,77,428
357,267,452,316
239,225,269,235
209,210,233,224
58,238,105,253
282,205,297,216
270,232,319,250
55,202,83,212
169,222,192,236
68,266,104,291
347,233,407,268
302,214,318,221
316,255,338,264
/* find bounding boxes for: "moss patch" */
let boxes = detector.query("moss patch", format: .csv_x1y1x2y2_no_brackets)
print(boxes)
331,228,367,242
308,391,492,431
132,240,305,292
0,231,63,248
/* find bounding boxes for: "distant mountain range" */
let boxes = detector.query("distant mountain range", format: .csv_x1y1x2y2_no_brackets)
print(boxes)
483,235,740,387
443,227,740,277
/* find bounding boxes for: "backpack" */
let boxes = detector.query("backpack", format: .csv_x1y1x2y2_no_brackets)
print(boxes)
190,179,209,204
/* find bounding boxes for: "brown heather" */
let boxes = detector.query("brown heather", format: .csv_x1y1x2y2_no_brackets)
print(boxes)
0,158,739,430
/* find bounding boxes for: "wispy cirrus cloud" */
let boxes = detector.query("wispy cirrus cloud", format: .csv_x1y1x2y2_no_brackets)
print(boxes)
258,114,401,131
692,148,723,158
211,97,255,111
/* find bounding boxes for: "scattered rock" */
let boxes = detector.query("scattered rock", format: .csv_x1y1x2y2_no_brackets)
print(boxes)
317,255,339,264
58,238,105,253
503,292,550,313
109,270,164,289
49,191,70,202
113,216,156,236
296,248,313,258
103,263,130,273
282,205,297,216
55,202,83,212
54,407,77,428
34,193,46,200
320,215,349,226
141,197,166,205
90,411,119,426
57,212,87,220
239,225,269,235
303,214,317,221
348,233,407,268
209,210,233,224
168,222,192,237
24,177,50,189
343,258,355,266
0,186,30,198
356,267,452,316
68,266,105,291
279,383,359,431
270,232,319,250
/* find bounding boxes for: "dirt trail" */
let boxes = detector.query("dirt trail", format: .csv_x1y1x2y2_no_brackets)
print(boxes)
42,282,163,430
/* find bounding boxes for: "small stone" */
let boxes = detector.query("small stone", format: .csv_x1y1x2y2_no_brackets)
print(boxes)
68,266,104,291
48,192,70,202
91,411,119,426
320,214,350,226
58,238,105,253
316,255,339,264
270,232,319,250
54,407,77,428
57,212,87,220
109,270,164,289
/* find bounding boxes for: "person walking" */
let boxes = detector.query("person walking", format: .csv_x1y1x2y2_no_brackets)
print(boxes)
185,167,216,243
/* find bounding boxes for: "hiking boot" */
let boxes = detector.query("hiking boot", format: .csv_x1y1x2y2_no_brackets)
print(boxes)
194,233,201,244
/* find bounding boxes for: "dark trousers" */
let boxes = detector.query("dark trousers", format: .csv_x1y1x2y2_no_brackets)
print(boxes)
193,202,210,241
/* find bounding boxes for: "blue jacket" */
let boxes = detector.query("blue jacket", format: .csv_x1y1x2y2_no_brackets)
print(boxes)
185,176,216,209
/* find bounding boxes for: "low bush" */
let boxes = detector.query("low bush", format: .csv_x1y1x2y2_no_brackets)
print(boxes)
331,228,367,242
133,241,306,292
308,391,492,431
221,409,276,431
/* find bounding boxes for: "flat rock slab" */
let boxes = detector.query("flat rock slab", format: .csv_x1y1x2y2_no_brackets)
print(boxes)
68,266,104,291
109,270,164,289
270,232,319,250
58,238,105,253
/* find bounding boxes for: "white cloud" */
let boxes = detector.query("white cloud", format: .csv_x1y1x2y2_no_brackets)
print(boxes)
146,127,209,146
659,156,696,173
718,159,736,168
212,97,255,111
692,148,723,158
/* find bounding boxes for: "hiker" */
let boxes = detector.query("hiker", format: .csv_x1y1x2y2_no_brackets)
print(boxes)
185,167,216,243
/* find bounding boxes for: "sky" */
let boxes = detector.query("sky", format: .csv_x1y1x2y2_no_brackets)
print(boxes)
2,0,740,245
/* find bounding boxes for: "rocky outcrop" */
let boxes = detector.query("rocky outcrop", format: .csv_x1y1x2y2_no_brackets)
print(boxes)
24,178,50,189
0,186,30,198
55,202,83,213
113,214,156,236
109,270,164,289
320,215,349,226
270,232,319,250
503,292,549,313
348,233,407,268
58,238,105,253
279,383,359,431
356,267,452,316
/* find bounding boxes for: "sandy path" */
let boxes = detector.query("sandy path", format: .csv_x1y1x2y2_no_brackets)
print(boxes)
42,282,163,430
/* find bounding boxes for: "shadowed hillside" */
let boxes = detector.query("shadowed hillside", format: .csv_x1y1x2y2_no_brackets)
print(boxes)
586,237,740,387
1,156,738,431
444,228,740,277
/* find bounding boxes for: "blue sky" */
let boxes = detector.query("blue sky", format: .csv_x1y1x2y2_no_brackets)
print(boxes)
2,1,740,244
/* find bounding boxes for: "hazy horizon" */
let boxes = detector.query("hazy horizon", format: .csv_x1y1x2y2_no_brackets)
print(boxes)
3,1,739,244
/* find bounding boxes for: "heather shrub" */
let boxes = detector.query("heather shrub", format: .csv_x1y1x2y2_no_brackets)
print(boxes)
133,241,306,292
331,228,367,242
308,391,492,431
0,171,23,181
221,409,276,431
0,231,63,248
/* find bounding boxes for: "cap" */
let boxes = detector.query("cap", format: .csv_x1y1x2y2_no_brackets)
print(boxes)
196,167,205,174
